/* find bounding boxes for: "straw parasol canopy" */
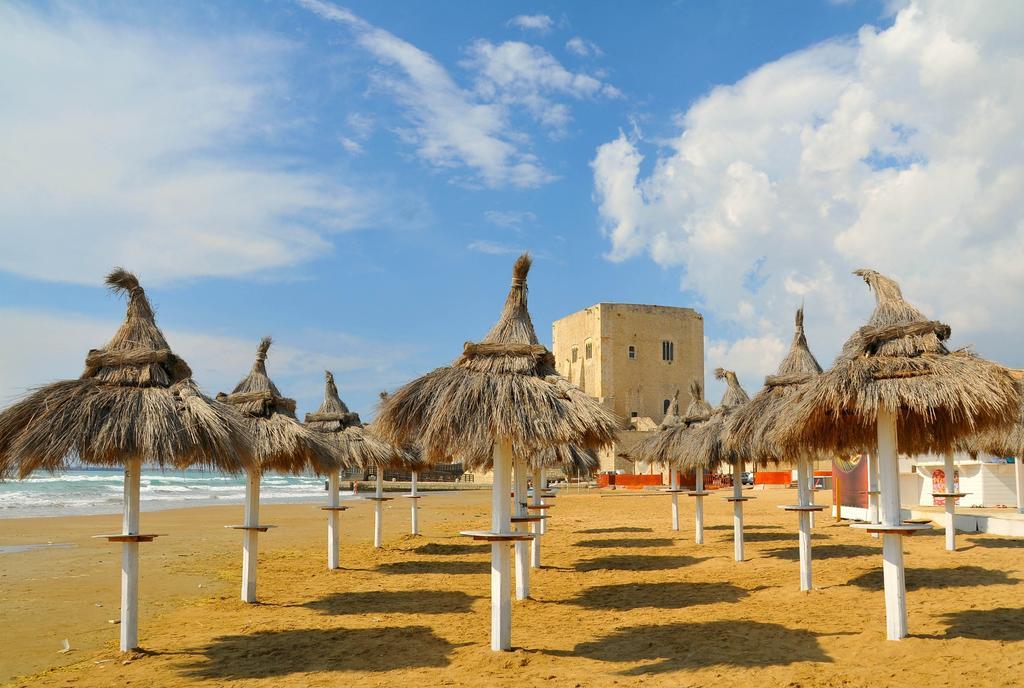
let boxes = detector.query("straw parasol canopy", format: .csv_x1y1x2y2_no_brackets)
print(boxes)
218,338,338,475
626,381,713,467
375,253,621,468
530,444,599,476
675,369,750,473
0,269,254,478
726,307,822,464
774,270,1020,456
303,371,394,470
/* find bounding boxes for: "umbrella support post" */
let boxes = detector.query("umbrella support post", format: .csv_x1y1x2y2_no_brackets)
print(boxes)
327,470,340,569
943,452,956,551
241,468,260,604
877,406,908,640
491,441,513,651
539,469,548,535
374,473,384,548
410,471,419,536
669,467,679,531
120,457,141,651
732,459,744,562
868,452,881,538
694,467,704,545
796,456,812,591
1015,457,1023,514
513,457,529,600
531,466,542,568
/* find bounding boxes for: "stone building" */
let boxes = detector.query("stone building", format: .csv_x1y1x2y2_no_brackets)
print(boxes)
552,303,704,474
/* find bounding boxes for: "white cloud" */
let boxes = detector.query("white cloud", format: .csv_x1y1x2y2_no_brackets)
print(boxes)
299,0,554,188
507,14,554,33
0,307,412,420
592,0,1024,394
0,3,385,286
467,239,525,255
465,40,621,135
484,210,537,229
339,136,364,154
566,37,602,58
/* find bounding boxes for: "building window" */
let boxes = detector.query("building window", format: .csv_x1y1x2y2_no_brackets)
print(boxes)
663,399,671,414
662,340,674,362
628,345,636,360
630,411,638,418
571,346,578,363
585,341,593,359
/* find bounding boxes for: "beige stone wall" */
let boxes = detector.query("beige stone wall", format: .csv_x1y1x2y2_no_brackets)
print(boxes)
553,303,704,476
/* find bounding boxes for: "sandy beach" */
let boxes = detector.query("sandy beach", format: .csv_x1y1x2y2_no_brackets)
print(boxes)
1,487,1022,687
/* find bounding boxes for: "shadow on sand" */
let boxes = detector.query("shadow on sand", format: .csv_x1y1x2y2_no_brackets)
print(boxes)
931,607,1024,641
569,582,747,611
576,538,675,549
574,555,707,572
376,560,488,575
412,542,490,556
705,524,781,531
847,565,1020,592
762,544,880,561
576,526,654,534
723,531,829,543
182,626,456,678
303,590,478,616
554,620,831,674
967,536,1024,550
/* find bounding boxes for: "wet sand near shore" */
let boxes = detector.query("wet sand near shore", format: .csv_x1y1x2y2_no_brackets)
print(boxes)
1,488,1022,687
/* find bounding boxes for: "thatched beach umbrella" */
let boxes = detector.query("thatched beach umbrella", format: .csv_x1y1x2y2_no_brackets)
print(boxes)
0,269,254,651
218,338,339,603
376,253,620,651
629,390,686,531
775,269,1019,640
305,371,393,569
727,307,824,590
676,369,751,561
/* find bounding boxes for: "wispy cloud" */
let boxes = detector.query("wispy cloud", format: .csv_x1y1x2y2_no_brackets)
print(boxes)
484,210,537,229
507,14,554,33
298,0,554,188
0,3,388,286
467,239,525,255
566,37,602,58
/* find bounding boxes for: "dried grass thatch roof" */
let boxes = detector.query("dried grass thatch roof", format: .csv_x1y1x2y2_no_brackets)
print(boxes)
773,270,1020,456
958,374,1024,457
375,254,622,469
528,444,599,476
0,269,254,479
303,371,394,470
674,369,750,472
218,338,338,475
726,307,822,464
627,378,722,468
626,388,684,466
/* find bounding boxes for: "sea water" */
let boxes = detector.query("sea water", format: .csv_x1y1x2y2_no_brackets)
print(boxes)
0,468,356,519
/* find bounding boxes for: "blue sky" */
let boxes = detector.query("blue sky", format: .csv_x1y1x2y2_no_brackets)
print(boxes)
3,0,1023,420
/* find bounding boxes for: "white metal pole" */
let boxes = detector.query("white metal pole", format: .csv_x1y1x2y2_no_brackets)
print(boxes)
327,469,340,569
120,457,141,651
374,471,384,548
538,468,548,535
491,441,513,651
732,458,744,562
1015,457,1024,514
513,457,529,600
531,466,542,568
868,451,881,538
943,451,956,551
410,470,419,536
669,466,679,531
796,455,812,591
877,406,908,640
241,467,260,603
694,466,704,545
